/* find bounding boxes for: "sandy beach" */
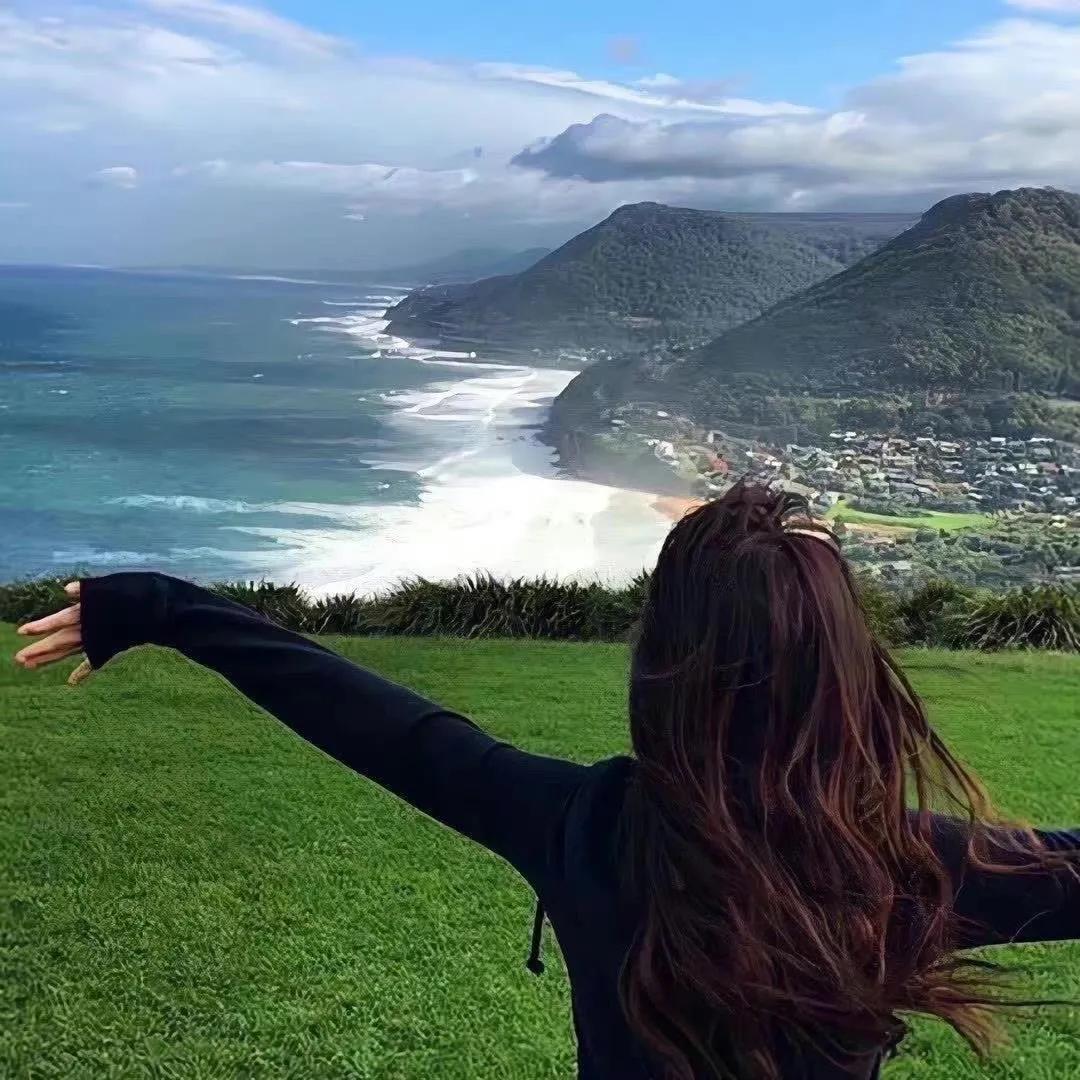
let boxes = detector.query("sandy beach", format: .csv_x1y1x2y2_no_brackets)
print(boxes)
652,495,705,523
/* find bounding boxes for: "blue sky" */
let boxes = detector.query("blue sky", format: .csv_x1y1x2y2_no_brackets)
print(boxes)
0,0,1078,267
269,0,1001,104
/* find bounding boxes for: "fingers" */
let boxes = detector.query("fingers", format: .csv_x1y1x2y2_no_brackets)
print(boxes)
16,582,81,636
14,625,83,669
67,659,93,687
17,602,81,637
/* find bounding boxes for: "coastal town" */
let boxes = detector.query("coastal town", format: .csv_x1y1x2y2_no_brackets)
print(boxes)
703,430,1078,517
590,401,1080,587
611,409,1080,518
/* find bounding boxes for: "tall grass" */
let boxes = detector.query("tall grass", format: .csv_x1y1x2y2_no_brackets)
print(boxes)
1,570,1076,652
957,585,1080,652
896,580,979,648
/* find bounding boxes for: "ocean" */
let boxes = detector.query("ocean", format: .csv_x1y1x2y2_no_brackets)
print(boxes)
0,265,670,596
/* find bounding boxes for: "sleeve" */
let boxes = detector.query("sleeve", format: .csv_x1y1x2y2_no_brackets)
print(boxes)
78,571,587,882
928,815,1080,948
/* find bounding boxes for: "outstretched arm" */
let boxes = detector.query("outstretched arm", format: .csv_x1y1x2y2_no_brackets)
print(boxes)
928,815,1080,947
15,572,586,883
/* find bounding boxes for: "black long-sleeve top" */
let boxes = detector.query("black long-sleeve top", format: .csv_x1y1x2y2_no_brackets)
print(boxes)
77,572,1080,1079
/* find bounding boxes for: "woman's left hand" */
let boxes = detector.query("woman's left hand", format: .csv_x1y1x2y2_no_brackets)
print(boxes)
14,581,94,685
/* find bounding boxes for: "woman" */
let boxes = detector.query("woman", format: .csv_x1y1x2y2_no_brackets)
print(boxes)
14,484,1080,1079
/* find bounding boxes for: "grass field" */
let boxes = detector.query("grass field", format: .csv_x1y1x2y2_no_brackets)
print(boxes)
2,625,1079,1079
827,501,990,533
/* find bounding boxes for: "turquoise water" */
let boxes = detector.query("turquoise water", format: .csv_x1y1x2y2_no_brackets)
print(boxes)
2,266,671,596
0,266,435,583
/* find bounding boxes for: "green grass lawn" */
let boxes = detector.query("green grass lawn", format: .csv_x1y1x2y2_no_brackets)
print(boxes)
2,626,1078,1079
827,501,990,532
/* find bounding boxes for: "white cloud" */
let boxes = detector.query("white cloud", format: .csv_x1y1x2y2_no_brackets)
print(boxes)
0,5,783,154
136,0,344,56
474,63,813,117
177,159,483,204
174,157,718,225
1006,1,1080,13
514,19,1080,206
90,165,139,188
0,200,30,209
636,73,680,88
1,1,1079,265
0,1,820,255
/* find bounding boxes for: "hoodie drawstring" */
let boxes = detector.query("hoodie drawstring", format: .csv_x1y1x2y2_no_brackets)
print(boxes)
526,897,546,975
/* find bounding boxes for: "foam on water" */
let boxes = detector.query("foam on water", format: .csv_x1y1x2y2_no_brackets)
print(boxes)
322,300,387,307
104,289,672,595
107,494,286,514
51,546,158,566
227,315,670,596
228,273,332,285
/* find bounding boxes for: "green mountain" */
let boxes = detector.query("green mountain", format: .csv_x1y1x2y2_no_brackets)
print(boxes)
548,188,1080,475
687,187,1080,394
385,204,912,352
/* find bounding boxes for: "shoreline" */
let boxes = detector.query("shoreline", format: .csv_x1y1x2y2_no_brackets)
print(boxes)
651,495,705,523
260,336,680,598
282,307,684,597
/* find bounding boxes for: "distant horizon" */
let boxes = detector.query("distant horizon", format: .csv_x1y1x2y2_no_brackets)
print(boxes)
1,184,1076,274
0,203,932,275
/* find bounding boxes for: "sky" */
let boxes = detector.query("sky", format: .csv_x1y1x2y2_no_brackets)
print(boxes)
0,0,1079,268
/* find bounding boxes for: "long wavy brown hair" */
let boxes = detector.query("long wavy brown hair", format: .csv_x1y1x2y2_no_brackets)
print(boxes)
619,482,1061,1079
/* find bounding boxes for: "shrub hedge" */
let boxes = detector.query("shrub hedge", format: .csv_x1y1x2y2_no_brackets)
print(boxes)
1,570,1077,652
